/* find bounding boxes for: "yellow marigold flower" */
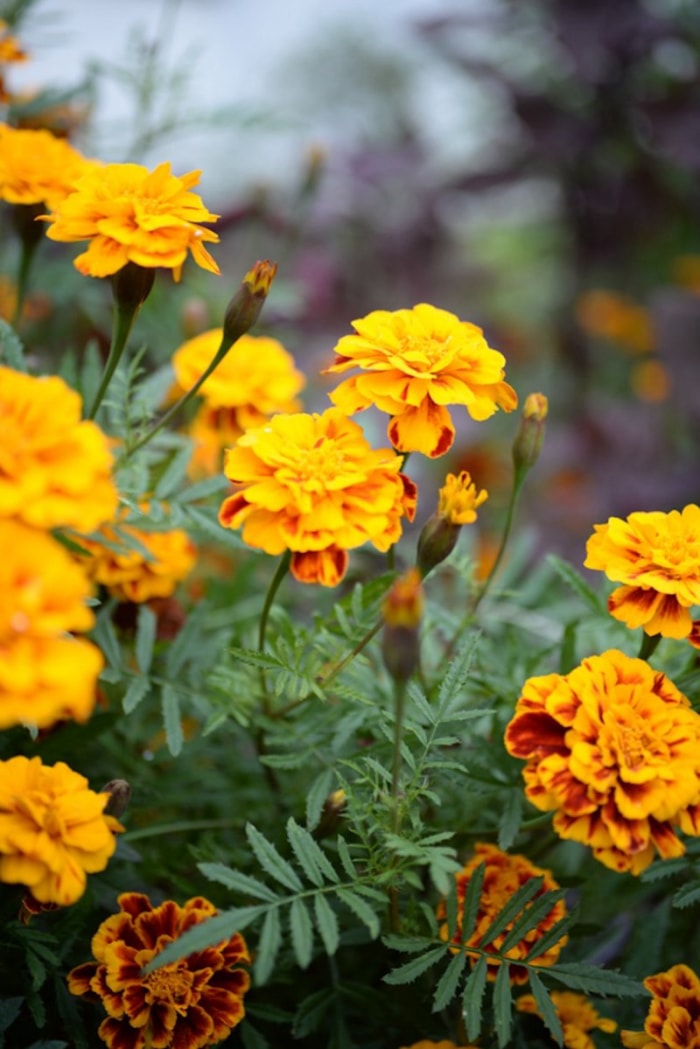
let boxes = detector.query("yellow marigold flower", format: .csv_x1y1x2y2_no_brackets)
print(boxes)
517,991,617,1049
0,366,118,531
505,649,700,874
436,843,568,983
584,505,700,647
43,161,220,281
439,471,488,526
68,891,250,1049
0,123,94,209
77,508,196,603
218,407,417,587
621,964,700,1049
576,289,653,354
324,303,518,458
0,756,122,906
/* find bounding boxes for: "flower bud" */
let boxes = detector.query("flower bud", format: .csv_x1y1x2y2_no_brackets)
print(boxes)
222,259,277,346
112,261,156,312
381,568,423,683
512,392,548,474
313,789,347,840
100,778,132,819
417,471,488,577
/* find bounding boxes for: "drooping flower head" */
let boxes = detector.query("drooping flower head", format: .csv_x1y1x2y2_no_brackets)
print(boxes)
0,520,102,729
0,123,94,209
621,964,700,1049
436,843,568,983
218,407,417,586
584,506,700,648
516,991,617,1049
68,892,250,1049
0,756,122,905
505,649,700,874
0,366,118,530
42,161,220,280
324,303,518,458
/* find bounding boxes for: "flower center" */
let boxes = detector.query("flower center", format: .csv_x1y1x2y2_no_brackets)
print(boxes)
602,708,660,771
656,532,699,571
144,963,195,1015
286,438,348,488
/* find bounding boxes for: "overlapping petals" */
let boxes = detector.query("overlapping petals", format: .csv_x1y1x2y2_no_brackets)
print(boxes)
438,471,488,525
584,505,700,646
218,407,417,586
621,964,700,1049
505,649,700,873
68,892,250,1049
0,123,94,208
516,991,617,1049
324,303,517,458
0,756,122,906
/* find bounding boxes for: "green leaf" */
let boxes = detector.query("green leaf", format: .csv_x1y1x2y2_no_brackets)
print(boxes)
479,876,544,947
437,631,481,714
545,962,645,997
335,836,357,879
529,969,563,1045
462,953,488,1041
246,824,303,893
240,1020,271,1049
0,997,23,1034
177,475,230,503
640,857,690,883
93,607,124,671
286,818,339,887
522,909,578,963
498,889,567,954
546,554,605,613
290,897,314,969
145,907,268,971
432,950,466,1012
292,989,334,1039
161,684,183,756
498,789,522,851
198,863,279,902
460,861,485,944
383,946,447,985
493,961,513,1049
335,888,380,939
672,882,700,908
0,319,26,370
314,893,339,955
135,604,157,674
154,445,193,499
122,675,150,714
254,907,282,985
306,769,334,832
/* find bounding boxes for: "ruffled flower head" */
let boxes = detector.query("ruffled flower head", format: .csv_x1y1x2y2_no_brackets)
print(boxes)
0,123,94,209
621,964,700,1049
517,991,617,1049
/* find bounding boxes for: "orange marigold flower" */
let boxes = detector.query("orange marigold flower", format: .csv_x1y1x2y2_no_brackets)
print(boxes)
0,123,94,209
68,891,250,1049
42,161,220,281
438,471,488,526
576,289,653,354
517,991,617,1049
324,303,518,458
0,521,102,729
76,508,196,603
0,366,118,531
0,20,28,103
584,506,700,647
505,649,700,874
218,407,417,587
0,756,122,906
621,964,700,1049
436,843,568,983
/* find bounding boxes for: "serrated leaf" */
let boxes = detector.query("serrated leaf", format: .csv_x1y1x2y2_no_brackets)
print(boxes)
336,888,380,939
479,876,544,947
382,935,434,953
306,769,334,832
545,962,645,997
383,946,447,985
292,989,334,1039
493,961,513,1048
154,445,193,499
529,969,563,1045
0,318,26,370
246,824,303,892
335,836,357,879
198,863,279,902
640,857,690,883
672,882,700,908
161,684,183,756
290,897,314,969
286,818,339,887
546,554,604,613
460,861,485,944
145,907,267,970
432,950,466,1012
177,475,230,503
498,789,522,851
498,889,567,954
314,893,339,955
523,909,578,963
437,631,481,714
444,880,459,941
135,604,157,674
122,675,150,714
26,949,47,990
240,1020,271,1049
93,608,124,671
255,907,282,985
462,953,488,1041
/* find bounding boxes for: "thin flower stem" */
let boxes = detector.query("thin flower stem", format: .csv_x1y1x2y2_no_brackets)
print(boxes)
472,468,526,612
11,235,40,328
257,551,292,715
389,678,407,934
320,619,382,689
87,302,139,419
638,632,661,661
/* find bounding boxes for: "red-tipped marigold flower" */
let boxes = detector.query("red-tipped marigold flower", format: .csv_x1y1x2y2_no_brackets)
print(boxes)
417,471,488,576
68,892,250,1049
516,991,617,1049
436,843,568,983
324,303,517,458
505,649,700,874
621,964,700,1049
218,407,417,587
584,505,700,647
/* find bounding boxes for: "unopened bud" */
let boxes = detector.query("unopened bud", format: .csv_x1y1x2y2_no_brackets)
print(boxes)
417,472,488,577
112,261,156,312
222,259,277,345
100,778,132,819
381,568,423,683
512,392,548,473
314,789,347,840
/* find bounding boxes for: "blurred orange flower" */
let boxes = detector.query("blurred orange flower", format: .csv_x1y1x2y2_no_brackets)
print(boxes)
584,505,700,647
43,161,220,280
68,892,250,1049
517,991,617,1049
324,303,517,458
0,20,28,102
505,649,700,874
219,407,417,586
437,843,568,983
621,964,700,1049
0,123,94,209
576,289,653,354
0,756,122,905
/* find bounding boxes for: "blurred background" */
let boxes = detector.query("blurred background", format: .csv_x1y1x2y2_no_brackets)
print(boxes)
5,0,700,566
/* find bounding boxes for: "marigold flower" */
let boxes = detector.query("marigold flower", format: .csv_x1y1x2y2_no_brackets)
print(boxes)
68,891,250,1049
76,508,196,603
0,21,28,103
576,289,653,354
621,964,700,1049
0,756,122,906
517,991,617,1049
324,303,518,458
505,649,700,874
417,471,487,577
42,161,220,280
436,843,568,983
584,506,700,647
0,366,118,530
0,123,94,209
218,407,417,587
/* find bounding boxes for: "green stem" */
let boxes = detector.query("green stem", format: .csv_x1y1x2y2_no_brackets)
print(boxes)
472,467,526,612
391,679,406,829
321,619,383,689
638,632,661,661
87,302,139,419
257,551,291,712
11,235,40,328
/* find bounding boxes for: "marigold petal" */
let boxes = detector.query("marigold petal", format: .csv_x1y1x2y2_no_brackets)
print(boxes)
388,401,454,458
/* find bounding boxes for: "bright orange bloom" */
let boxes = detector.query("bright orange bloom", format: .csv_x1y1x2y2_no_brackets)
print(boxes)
0,756,122,906
517,991,617,1049
219,407,417,586
0,123,94,209
576,289,653,354
505,649,700,874
43,161,220,280
436,843,568,983
621,964,700,1049
438,471,488,526
324,303,517,458
0,366,118,530
584,505,700,647
0,521,102,729
68,892,250,1049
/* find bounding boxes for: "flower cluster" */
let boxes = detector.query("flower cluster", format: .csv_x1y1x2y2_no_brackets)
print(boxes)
0,123,94,209
0,756,122,905
621,964,700,1049
516,991,617,1049
68,892,250,1049
505,649,700,873
437,843,568,983
584,506,700,647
